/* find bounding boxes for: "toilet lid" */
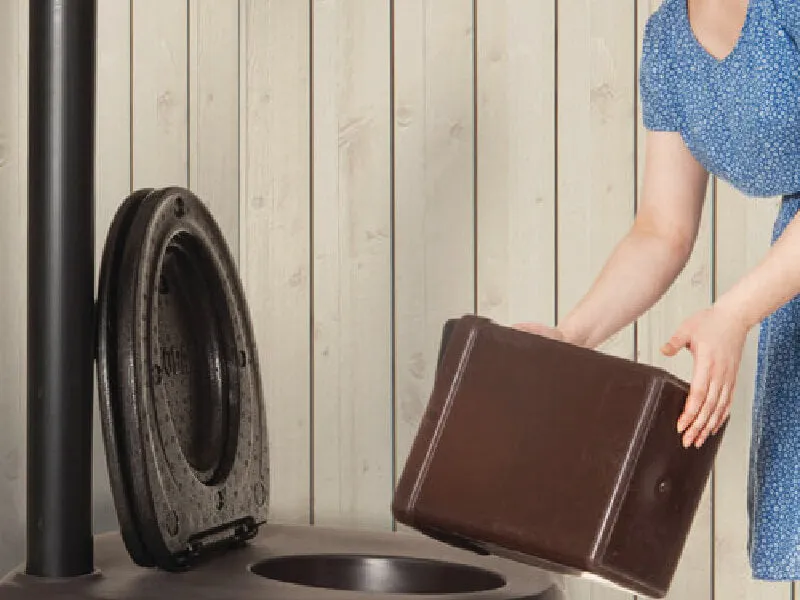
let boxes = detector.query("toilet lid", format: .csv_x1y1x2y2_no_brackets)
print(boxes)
96,187,269,571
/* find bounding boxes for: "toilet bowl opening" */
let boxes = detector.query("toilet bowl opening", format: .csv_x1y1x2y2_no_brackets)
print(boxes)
155,230,240,486
249,554,506,594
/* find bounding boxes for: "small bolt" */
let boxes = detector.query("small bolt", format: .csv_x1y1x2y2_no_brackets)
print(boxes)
174,198,186,218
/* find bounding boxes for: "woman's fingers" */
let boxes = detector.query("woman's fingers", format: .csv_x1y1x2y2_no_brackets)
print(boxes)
697,378,730,447
681,360,737,448
661,306,747,448
712,376,736,436
713,403,732,436
677,350,710,436
683,366,720,448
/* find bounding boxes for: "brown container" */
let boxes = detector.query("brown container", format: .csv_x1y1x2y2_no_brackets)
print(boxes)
392,314,726,599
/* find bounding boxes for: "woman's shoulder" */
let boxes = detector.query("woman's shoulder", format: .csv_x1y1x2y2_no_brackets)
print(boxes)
639,0,686,132
644,0,682,39
770,0,800,27
759,0,800,47
641,0,684,66
641,0,683,60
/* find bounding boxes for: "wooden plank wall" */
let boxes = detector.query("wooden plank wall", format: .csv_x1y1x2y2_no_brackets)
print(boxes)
0,0,27,573
0,1,791,598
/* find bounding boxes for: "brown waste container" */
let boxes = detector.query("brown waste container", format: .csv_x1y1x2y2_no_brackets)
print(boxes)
392,314,726,599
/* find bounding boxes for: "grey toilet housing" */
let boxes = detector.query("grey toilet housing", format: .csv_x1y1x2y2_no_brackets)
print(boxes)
5,185,565,599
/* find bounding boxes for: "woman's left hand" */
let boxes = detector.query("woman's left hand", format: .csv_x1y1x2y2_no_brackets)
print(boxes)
661,303,750,449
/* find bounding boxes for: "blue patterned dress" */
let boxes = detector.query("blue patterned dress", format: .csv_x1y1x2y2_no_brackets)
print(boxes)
640,0,800,580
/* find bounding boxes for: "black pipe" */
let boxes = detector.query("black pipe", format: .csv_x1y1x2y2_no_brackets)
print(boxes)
27,0,96,577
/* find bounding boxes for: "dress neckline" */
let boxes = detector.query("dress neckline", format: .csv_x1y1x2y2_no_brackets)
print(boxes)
681,0,753,64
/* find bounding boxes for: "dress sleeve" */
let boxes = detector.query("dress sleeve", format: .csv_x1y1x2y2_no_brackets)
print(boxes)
639,14,682,132
774,0,800,42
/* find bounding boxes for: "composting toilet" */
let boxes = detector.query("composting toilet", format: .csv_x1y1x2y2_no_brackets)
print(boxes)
0,187,563,599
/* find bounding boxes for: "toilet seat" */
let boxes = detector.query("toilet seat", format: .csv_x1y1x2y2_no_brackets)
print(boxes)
96,187,269,572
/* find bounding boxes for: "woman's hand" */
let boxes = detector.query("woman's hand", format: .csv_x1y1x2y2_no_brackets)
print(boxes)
661,304,750,449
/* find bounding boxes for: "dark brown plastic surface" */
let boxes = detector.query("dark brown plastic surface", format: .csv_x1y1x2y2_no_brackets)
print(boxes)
0,526,564,600
95,188,268,571
392,315,727,599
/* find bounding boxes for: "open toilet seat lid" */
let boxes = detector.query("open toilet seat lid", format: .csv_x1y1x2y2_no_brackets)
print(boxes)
95,187,269,571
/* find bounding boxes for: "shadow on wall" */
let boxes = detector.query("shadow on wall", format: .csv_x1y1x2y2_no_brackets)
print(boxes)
92,399,121,542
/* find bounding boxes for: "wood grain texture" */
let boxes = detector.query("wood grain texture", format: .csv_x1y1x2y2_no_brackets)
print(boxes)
311,0,393,530
633,1,714,598
189,0,239,253
0,0,26,575
241,0,312,525
391,0,475,519
635,184,715,598
475,0,556,326
713,184,788,600
0,2,791,591
132,0,188,188
93,0,132,534
557,0,637,363
557,0,637,598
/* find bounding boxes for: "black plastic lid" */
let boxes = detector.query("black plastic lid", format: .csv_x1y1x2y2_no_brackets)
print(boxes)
95,187,269,571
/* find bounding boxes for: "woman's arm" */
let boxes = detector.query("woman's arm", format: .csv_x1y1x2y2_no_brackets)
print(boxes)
515,129,733,448
558,130,709,347
715,214,800,330
664,202,800,449
515,130,710,346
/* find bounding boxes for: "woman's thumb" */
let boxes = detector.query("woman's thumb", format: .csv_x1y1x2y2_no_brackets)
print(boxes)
661,329,690,356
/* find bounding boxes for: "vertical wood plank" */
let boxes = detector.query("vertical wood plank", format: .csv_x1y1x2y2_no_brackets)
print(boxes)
557,0,637,598
392,0,475,519
714,184,788,600
636,0,663,186
16,0,29,533
132,0,189,188
557,0,637,361
241,0,312,525
93,0,132,533
189,0,239,253
635,161,715,598
16,0,28,543
473,2,558,589
636,0,662,170
634,1,715,598
0,0,26,573
311,0,393,529
475,0,555,326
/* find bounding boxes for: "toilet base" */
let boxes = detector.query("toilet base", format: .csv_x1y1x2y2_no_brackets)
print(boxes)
0,524,564,599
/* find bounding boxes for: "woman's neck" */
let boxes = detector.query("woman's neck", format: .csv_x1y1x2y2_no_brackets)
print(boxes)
686,0,750,61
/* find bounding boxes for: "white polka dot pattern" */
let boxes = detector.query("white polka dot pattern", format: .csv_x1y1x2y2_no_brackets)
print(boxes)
641,0,800,198
641,0,800,580
747,193,800,580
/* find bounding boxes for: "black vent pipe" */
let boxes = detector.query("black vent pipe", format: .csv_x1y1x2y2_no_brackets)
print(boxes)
27,0,96,577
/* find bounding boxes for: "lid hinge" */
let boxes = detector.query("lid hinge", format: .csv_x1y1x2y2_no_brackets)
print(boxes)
176,516,264,567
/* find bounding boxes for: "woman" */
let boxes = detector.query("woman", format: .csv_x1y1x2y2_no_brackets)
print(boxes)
516,0,800,580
